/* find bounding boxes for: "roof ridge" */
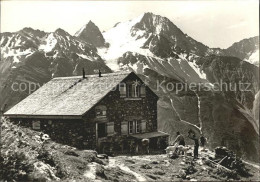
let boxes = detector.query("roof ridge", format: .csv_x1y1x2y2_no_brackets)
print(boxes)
53,71,132,80
5,71,152,117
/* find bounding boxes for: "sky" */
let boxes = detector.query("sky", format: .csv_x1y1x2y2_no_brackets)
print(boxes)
1,0,259,48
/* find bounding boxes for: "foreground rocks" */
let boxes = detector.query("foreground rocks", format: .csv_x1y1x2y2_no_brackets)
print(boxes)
106,149,259,181
1,119,259,181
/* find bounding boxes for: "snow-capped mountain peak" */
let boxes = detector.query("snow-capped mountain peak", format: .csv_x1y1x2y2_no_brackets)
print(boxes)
131,12,173,34
98,13,155,70
98,12,208,71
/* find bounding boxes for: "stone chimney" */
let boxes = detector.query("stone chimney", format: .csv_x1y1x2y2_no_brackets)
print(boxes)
98,70,102,77
82,68,86,79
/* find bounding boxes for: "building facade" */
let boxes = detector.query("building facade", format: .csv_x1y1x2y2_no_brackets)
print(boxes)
5,72,169,154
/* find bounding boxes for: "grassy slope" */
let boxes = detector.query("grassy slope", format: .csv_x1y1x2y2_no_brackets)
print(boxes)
0,118,134,181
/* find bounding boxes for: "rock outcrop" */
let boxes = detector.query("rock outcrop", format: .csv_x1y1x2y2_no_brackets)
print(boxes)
75,21,106,47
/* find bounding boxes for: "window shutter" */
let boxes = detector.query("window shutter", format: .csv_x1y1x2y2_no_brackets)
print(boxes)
136,120,141,133
141,120,146,132
119,83,126,97
131,84,136,97
140,85,146,97
130,121,136,134
95,105,107,117
107,122,114,136
121,121,128,135
32,121,41,130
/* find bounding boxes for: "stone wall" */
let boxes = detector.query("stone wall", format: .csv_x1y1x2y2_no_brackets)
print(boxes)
83,73,159,151
10,118,85,149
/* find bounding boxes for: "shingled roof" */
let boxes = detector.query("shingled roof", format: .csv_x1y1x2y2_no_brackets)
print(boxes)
4,72,132,118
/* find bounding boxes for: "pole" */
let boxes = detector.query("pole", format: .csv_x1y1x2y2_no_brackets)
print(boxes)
0,109,3,151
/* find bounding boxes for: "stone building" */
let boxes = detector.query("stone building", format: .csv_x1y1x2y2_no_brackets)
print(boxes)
4,71,169,154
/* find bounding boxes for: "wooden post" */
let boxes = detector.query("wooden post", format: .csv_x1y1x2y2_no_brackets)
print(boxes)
96,123,98,151
0,109,3,148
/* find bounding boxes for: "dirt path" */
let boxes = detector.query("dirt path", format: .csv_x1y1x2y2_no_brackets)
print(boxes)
243,160,260,170
83,157,147,181
83,154,260,182
84,162,98,180
108,157,147,182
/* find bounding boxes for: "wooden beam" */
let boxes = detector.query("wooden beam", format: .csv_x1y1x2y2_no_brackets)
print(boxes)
4,115,82,120
205,158,232,172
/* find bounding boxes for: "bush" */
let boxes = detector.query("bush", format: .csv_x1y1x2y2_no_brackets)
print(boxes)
0,150,34,181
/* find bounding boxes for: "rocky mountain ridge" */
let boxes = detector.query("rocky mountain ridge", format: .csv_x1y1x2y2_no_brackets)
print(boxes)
0,27,111,112
207,36,259,66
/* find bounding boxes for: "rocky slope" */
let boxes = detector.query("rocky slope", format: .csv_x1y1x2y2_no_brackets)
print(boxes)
2,118,259,181
107,152,260,181
0,118,136,181
75,21,106,47
226,36,259,65
208,36,259,66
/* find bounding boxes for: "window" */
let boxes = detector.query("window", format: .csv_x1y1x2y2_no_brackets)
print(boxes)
48,120,52,125
107,122,114,136
95,105,107,117
121,121,128,135
128,120,142,134
98,122,114,138
136,120,141,133
119,83,126,97
32,121,41,130
132,84,140,97
98,123,106,138
140,85,146,97
129,121,134,134
141,120,146,132
121,120,145,135
127,84,133,98
126,80,142,98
